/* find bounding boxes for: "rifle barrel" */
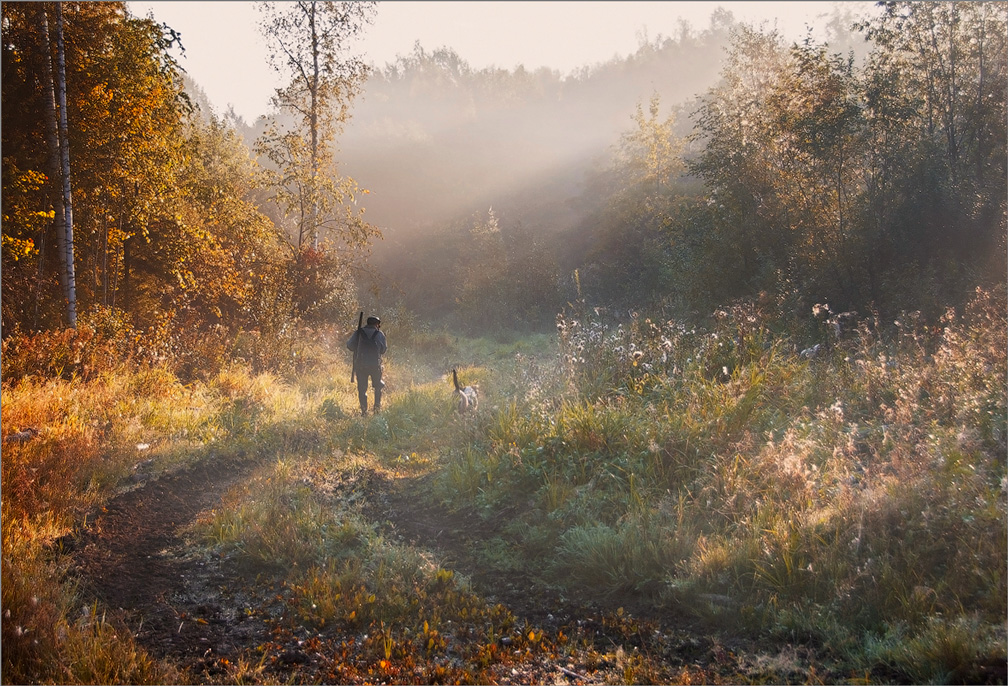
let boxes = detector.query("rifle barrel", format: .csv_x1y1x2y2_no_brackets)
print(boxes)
350,312,364,383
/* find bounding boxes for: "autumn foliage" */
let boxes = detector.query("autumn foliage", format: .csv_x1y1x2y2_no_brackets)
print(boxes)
2,2,368,381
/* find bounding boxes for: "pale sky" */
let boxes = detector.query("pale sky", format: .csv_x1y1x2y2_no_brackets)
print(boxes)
128,1,867,122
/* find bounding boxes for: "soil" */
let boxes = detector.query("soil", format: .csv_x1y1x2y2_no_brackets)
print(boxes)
65,453,735,683
67,453,285,678
367,472,660,629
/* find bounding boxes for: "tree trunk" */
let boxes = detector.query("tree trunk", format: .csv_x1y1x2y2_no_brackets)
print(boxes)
39,3,76,328
54,2,77,328
309,0,320,250
37,5,60,329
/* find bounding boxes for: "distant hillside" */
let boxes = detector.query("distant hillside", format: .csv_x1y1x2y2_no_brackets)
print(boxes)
337,12,736,240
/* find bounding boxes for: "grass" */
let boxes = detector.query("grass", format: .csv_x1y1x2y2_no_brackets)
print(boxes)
434,288,1008,682
1,363,206,684
2,289,1006,683
182,451,556,683
0,326,531,683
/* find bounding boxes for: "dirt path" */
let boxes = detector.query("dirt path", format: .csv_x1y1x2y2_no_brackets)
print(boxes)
69,453,288,678
68,452,721,682
368,472,616,629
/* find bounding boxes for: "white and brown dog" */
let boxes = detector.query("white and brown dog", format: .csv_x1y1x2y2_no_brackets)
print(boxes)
452,368,479,414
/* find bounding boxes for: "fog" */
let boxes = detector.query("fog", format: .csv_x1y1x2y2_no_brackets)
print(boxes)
333,6,870,308
326,18,734,322
338,19,731,239
219,5,873,329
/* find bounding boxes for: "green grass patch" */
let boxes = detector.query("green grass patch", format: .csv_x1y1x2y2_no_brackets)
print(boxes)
433,289,1008,681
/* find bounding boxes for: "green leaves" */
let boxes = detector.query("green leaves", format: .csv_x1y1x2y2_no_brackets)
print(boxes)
687,6,1006,318
256,1,377,250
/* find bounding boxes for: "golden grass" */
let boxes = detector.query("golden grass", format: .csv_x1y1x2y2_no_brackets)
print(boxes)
3,291,1005,683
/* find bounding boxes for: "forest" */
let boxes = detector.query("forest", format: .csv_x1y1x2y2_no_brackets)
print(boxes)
2,1,1006,684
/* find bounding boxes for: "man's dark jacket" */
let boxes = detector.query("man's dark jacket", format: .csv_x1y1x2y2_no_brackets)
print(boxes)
346,325,387,368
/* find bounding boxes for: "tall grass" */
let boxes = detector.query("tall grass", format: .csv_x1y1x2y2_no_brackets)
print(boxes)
0,321,509,682
0,341,368,683
3,291,1004,682
435,287,1008,681
1,362,216,683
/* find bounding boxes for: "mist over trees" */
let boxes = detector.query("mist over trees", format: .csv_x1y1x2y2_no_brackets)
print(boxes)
681,3,1007,321
317,10,740,331
335,1,1005,334
254,0,379,325
2,1,1005,362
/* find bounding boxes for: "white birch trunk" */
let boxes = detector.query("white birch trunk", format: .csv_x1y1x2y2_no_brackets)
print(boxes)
54,2,77,328
39,3,77,328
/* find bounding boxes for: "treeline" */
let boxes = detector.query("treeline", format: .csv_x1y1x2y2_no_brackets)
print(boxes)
2,2,1005,374
1,2,371,379
354,2,1005,334
670,3,1007,322
339,11,735,234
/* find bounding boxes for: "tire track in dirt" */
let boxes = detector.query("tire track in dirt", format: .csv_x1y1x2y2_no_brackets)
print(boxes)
68,453,279,674
67,450,719,682
365,471,682,638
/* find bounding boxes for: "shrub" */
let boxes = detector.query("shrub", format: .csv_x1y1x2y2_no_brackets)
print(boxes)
1,310,135,383
438,287,1007,680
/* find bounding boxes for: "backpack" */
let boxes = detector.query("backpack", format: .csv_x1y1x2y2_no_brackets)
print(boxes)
355,327,381,364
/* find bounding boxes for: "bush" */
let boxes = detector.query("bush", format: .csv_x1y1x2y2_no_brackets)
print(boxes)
1,306,140,382
437,286,1007,680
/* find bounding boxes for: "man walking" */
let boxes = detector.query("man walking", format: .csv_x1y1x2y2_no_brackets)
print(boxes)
347,315,387,416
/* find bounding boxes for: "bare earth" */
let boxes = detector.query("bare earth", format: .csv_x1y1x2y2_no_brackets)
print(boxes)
66,454,777,683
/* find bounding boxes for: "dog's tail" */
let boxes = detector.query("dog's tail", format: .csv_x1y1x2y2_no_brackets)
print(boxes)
452,368,462,392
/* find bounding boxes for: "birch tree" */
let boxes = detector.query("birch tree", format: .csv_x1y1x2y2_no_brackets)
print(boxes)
257,0,376,251
38,2,77,328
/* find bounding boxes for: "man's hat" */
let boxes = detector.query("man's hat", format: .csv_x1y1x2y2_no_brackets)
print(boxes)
366,316,381,326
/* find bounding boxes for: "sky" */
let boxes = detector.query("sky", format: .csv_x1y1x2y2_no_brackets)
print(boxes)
127,1,862,123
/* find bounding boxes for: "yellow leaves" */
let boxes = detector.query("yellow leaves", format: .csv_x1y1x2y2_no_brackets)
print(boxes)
1,235,37,261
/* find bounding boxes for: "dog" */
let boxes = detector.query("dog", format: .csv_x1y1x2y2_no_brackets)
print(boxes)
452,368,479,414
